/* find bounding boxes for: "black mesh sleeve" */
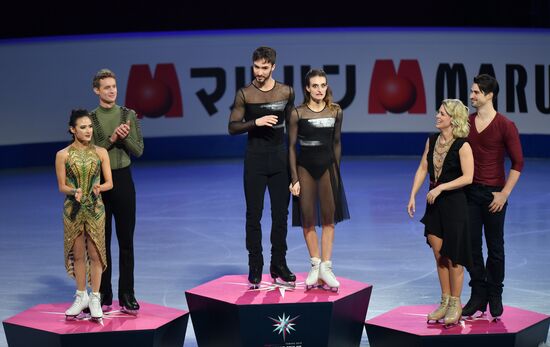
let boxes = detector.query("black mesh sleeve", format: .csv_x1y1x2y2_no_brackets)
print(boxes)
228,89,255,135
288,107,299,184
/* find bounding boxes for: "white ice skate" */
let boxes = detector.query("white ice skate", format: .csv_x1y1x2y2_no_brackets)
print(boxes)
305,257,321,290
65,290,89,320
88,292,103,322
319,260,340,292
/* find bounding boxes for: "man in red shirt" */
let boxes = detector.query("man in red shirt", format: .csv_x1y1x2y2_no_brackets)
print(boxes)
462,74,524,319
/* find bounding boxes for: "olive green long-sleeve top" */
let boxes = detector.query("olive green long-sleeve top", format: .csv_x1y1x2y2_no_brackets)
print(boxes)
91,105,144,170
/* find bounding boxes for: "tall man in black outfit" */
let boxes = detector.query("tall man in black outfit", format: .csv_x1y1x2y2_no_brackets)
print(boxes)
228,46,296,287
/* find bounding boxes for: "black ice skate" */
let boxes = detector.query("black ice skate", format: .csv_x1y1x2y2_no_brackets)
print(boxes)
488,295,503,321
119,293,140,315
248,265,263,289
270,262,296,287
461,295,487,318
100,292,113,312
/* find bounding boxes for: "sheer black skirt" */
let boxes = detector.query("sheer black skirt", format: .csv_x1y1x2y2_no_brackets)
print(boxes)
292,146,350,227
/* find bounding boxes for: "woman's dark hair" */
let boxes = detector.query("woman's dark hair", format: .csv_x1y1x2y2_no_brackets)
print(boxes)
68,108,90,137
302,69,337,112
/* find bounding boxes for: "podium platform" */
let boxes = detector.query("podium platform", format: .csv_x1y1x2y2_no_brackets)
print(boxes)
2,301,189,347
365,304,550,347
185,273,372,347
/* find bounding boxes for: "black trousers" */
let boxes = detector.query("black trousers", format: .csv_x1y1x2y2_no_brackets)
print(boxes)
465,184,507,298
244,148,290,267
100,166,136,299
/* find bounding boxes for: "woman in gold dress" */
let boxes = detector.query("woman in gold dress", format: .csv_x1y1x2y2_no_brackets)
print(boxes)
55,109,113,321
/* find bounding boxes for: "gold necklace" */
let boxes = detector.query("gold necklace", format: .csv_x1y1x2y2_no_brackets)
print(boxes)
433,134,455,181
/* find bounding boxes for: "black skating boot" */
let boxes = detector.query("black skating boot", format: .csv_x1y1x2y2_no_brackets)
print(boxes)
120,293,140,315
248,264,263,289
100,291,113,312
270,262,296,286
462,295,487,317
488,295,503,320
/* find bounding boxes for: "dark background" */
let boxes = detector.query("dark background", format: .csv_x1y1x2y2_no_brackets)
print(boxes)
2,0,550,40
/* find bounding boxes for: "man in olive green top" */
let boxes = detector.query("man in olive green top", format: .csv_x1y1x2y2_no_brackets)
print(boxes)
90,69,144,314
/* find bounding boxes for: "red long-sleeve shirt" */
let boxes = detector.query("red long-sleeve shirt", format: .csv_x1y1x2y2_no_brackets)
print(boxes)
467,113,524,187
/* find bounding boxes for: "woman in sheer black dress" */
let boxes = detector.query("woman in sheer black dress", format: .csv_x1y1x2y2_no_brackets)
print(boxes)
288,69,349,291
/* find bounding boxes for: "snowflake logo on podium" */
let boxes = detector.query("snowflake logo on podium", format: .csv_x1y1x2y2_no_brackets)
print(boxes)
269,312,300,342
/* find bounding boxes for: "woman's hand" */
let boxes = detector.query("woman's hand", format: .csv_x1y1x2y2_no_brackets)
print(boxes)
426,187,442,205
407,197,415,218
74,188,83,202
93,184,101,196
289,181,301,196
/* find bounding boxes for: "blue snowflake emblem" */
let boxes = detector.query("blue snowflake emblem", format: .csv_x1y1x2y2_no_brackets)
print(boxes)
269,312,300,341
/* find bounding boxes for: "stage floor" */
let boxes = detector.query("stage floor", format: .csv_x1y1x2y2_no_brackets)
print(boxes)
1,156,549,347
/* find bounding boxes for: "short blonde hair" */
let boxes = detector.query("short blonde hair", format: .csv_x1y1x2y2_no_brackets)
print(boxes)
442,99,470,138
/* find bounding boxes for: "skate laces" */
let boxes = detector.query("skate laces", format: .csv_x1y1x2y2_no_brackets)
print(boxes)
89,293,100,308
69,293,85,310
310,257,321,268
90,293,100,301
448,298,458,309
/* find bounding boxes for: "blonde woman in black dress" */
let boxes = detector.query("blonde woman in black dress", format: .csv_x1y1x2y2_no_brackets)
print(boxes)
408,99,473,326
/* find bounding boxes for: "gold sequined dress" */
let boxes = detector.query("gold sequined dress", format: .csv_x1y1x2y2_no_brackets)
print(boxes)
63,145,107,283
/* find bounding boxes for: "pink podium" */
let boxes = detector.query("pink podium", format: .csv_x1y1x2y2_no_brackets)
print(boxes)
365,304,550,347
185,273,372,347
3,301,189,347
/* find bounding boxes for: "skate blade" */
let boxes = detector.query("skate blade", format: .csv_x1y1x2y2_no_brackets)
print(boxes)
90,317,104,325
444,317,465,328
427,319,443,324
491,316,501,322
248,283,260,290
305,284,317,291
272,279,296,288
121,308,139,316
462,310,486,319
319,284,339,292
101,305,112,312
65,311,89,321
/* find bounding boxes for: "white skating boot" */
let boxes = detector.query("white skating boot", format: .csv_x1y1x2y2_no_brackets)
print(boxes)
305,257,321,290
319,260,340,292
89,292,103,322
65,290,89,320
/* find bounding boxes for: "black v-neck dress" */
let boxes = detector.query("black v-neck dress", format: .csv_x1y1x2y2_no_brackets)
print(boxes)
420,134,473,268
